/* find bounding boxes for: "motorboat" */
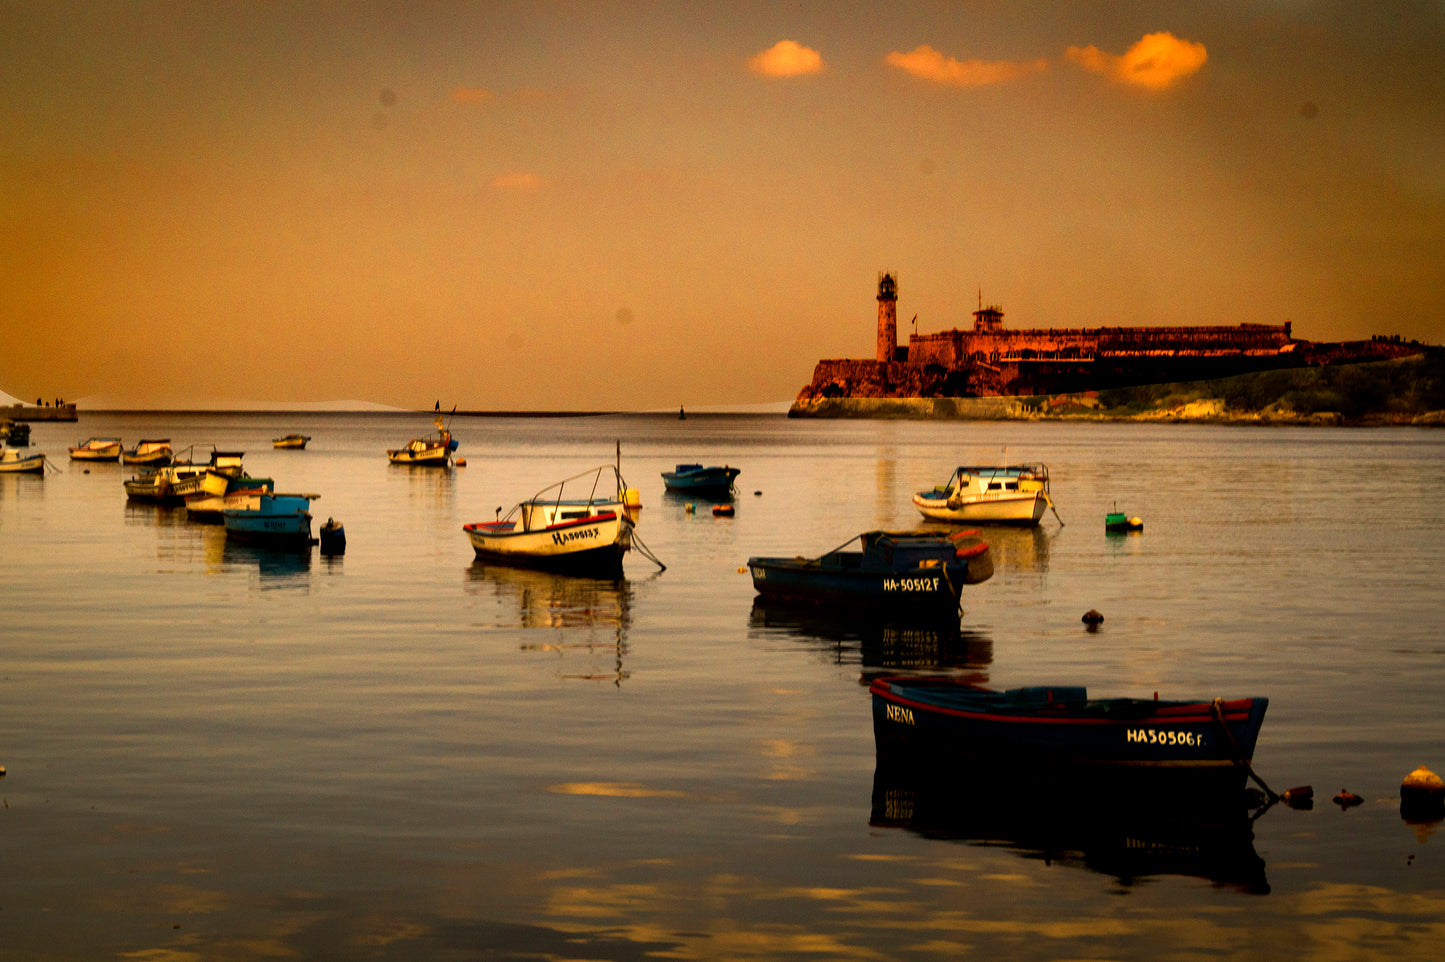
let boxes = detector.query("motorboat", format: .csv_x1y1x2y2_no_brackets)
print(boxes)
912,463,1057,526
661,463,740,494
121,439,174,466
272,434,311,449
68,437,123,462
0,445,46,474
463,465,647,577
746,530,992,616
388,418,456,466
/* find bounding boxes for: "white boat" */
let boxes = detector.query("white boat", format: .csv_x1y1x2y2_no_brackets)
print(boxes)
122,439,173,466
912,463,1057,526
168,449,246,500
68,437,123,462
388,418,456,466
463,465,646,577
183,473,274,523
0,446,46,474
123,461,208,504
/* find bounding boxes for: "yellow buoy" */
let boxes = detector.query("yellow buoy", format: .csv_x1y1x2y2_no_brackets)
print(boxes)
1401,766,1445,820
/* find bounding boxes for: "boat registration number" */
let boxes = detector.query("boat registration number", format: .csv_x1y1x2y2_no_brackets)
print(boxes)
883,577,940,592
552,525,599,546
1127,728,1205,747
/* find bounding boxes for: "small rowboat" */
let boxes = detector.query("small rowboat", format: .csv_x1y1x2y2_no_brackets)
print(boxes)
272,434,310,449
68,437,123,462
122,439,173,466
871,676,1269,795
661,463,740,494
463,465,645,577
747,530,992,616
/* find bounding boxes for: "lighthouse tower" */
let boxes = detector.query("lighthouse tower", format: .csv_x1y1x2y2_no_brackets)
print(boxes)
876,271,898,363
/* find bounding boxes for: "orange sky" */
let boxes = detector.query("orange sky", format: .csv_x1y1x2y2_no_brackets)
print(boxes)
3,1,1442,410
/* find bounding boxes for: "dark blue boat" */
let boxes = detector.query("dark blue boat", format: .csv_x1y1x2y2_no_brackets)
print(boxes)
661,463,740,494
871,675,1269,793
747,530,992,615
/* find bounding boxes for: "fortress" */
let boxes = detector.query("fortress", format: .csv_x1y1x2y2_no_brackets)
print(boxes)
791,272,1424,408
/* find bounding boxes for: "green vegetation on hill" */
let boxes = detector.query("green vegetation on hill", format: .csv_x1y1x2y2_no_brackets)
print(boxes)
1095,350,1445,423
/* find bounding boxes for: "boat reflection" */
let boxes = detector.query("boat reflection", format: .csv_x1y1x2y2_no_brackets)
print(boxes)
748,597,992,670
870,750,1271,894
219,539,314,583
466,563,633,684
123,502,189,527
661,487,734,507
917,521,1054,574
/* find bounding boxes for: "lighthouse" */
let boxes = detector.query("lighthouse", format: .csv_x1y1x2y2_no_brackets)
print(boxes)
876,271,898,363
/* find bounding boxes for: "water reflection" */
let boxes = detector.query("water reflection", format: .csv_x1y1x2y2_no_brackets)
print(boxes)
123,502,189,526
220,539,314,584
917,521,1054,573
467,563,633,683
748,596,993,670
661,488,735,508
870,752,1271,894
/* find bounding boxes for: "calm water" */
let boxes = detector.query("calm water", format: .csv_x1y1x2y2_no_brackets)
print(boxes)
3,412,1444,960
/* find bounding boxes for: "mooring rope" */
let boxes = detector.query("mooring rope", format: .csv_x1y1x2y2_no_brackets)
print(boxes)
1211,697,1277,801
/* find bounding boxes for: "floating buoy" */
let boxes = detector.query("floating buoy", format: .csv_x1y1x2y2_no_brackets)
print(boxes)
685,503,695,514
455,457,467,467
753,490,762,496
1282,785,1315,809
1333,789,1364,809
712,503,734,517
1081,609,1104,626
319,517,346,555
1401,766,1445,820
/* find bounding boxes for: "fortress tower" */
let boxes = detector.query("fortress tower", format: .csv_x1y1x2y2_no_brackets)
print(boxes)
876,271,898,363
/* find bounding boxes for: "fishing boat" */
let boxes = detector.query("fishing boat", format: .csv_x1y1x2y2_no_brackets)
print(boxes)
222,492,319,546
912,463,1057,526
121,439,174,466
123,461,208,504
183,474,274,523
462,465,646,577
746,530,993,615
272,434,310,449
167,449,246,500
661,463,740,494
870,675,1269,795
387,418,456,466
0,446,46,474
68,437,123,462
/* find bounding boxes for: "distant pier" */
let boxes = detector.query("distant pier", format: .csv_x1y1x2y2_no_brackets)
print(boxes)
4,402,78,422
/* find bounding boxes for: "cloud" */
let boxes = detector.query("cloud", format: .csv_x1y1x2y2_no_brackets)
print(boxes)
1066,32,1207,89
749,40,823,77
885,45,1047,87
490,173,542,192
450,86,494,104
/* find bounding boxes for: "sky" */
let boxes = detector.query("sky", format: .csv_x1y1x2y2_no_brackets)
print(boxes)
2,1,1442,411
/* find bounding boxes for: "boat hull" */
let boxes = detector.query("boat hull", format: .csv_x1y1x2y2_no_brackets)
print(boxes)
69,439,122,462
223,494,315,545
387,447,451,466
871,676,1268,793
273,435,310,449
464,511,631,577
0,451,46,474
185,476,274,523
748,558,967,614
912,490,1048,525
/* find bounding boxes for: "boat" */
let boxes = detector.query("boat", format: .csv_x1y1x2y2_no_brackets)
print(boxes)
0,446,46,474
68,437,123,462
387,418,456,466
123,461,209,504
746,530,993,615
3,419,30,446
912,463,1057,526
462,465,646,577
167,449,246,501
870,675,1269,795
272,434,311,449
222,492,319,546
121,439,174,466
183,474,274,523
661,463,740,494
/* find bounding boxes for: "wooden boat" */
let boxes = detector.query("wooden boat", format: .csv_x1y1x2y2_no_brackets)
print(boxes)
123,461,208,503
222,492,319,545
912,463,1056,526
183,474,274,523
747,530,993,615
871,675,1269,794
0,446,46,473
167,449,246,500
387,418,456,466
272,434,311,449
68,437,123,462
122,439,173,466
661,463,740,494
463,465,642,577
